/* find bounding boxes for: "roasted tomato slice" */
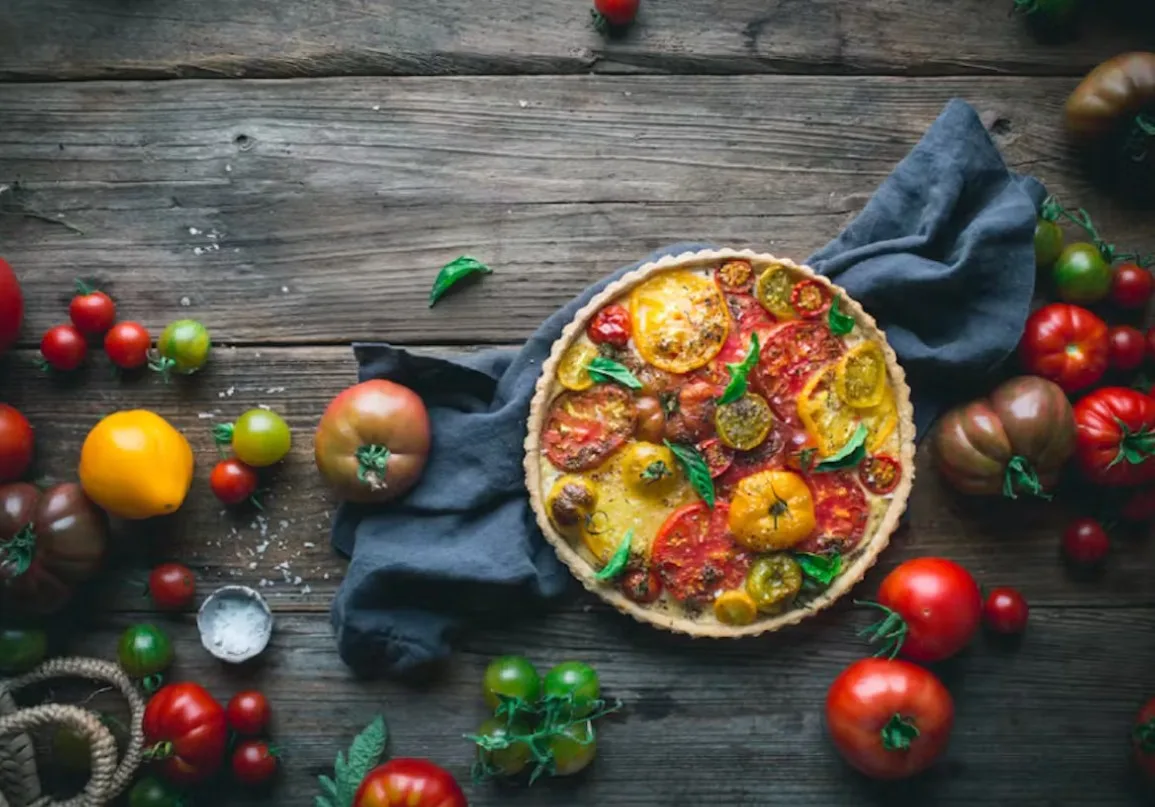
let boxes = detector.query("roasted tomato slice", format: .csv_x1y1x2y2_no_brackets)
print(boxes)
556,338,600,392
797,471,868,554
755,265,798,319
836,342,886,409
725,292,776,330
651,503,751,605
630,270,730,374
714,393,775,451
697,437,735,478
543,385,636,471
664,379,722,444
790,279,831,319
754,321,844,420
859,455,901,495
715,260,755,294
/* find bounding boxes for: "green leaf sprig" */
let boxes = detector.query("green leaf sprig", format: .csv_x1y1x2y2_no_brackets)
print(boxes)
717,332,761,405
663,440,716,507
794,551,842,589
587,356,642,389
315,716,388,807
594,529,633,581
827,298,855,336
814,424,868,472
429,256,492,307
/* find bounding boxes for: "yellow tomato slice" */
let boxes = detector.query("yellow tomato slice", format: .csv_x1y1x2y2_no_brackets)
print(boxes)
799,364,898,456
714,393,774,451
556,339,599,391
629,270,729,373
714,589,758,625
754,265,798,319
836,342,886,409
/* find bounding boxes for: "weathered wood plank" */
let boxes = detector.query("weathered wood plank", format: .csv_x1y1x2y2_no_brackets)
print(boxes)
1,0,1153,80
1,75,1150,344
48,608,1155,805
0,346,1151,611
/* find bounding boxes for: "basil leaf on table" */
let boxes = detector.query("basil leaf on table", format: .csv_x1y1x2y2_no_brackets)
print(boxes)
428,256,492,307
594,529,634,581
663,440,716,508
717,332,762,405
815,424,869,472
587,356,643,389
827,297,855,336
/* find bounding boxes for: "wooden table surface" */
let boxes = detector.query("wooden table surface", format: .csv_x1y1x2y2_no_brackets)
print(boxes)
2,2,1155,805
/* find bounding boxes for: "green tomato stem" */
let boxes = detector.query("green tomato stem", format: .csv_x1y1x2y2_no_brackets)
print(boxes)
143,740,174,761
212,423,235,448
148,355,176,384
1135,718,1155,754
881,714,920,752
0,524,37,578
854,600,908,660
1002,455,1051,500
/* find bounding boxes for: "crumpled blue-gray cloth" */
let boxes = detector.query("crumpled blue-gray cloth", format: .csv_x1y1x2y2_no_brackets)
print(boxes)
331,98,1046,677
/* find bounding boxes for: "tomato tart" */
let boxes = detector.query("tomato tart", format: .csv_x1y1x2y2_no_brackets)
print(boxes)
525,249,915,637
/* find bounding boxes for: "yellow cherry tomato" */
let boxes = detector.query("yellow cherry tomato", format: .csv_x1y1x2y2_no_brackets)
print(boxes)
557,339,599,392
754,265,797,319
713,589,758,626
619,442,679,498
798,365,898,456
546,476,598,535
728,469,816,551
629,270,729,374
79,411,194,520
835,342,886,409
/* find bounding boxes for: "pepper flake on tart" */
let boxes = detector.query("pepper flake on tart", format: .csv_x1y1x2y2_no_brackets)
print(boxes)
526,249,914,638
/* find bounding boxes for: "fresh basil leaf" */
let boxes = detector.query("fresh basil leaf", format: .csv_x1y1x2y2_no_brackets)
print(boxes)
587,356,642,389
664,440,716,508
717,332,761,405
429,256,492,307
594,528,634,581
815,424,868,472
794,551,842,587
827,297,855,336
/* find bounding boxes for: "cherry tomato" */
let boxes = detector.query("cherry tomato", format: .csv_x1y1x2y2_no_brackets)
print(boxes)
715,260,755,294
825,658,954,780
634,395,666,443
548,721,597,776
232,739,278,785
586,304,632,347
619,566,662,603
859,455,901,495
148,563,196,610
104,321,151,370
69,283,116,335
1109,325,1147,371
790,279,831,319
128,777,183,807
226,690,271,736
1111,263,1155,310
1034,219,1064,269
117,624,173,678
1133,698,1155,780
593,0,639,27
228,409,292,468
982,587,1029,634
697,437,734,478
870,558,982,663
209,459,260,506
482,656,541,710
154,318,211,376
1062,517,1109,566
40,324,86,371
0,404,33,483
1053,243,1113,304
475,717,532,777
354,759,466,807
543,661,600,716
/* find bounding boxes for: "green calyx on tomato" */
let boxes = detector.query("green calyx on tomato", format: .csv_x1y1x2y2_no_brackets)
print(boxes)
150,319,211,381
1134,718,1155,755
0,524,37,576
1107,420,1155,469
1003,455,1050,500
880,714,920,752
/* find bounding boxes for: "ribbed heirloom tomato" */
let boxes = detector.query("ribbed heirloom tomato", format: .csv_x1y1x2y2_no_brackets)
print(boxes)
1018,303,1108,393
143,682,228,785
354,759,466,807
1073,387,1155,486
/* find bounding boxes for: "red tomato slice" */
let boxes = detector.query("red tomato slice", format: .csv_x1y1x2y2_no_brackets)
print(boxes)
753,321,844,422
650,502,751,604
797,471,868,553
859,455,901,495
543,385,636,472
697,437,735,478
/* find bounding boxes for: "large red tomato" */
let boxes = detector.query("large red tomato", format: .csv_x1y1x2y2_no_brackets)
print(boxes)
354,759,466,807
1073,387,1155,486
314,380,432,503
143,683,228,785
869,558,982,663
1018,303,1108,393
826,658,954,780
0,259,23,356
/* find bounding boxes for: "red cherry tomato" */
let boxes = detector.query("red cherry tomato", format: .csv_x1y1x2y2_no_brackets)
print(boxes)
1112,263,1155,310
982,587,1029,634
40,325,87,372
226,691,271,736
148,564,196,610
869,558,982,663
232,740,278,786
1109,325,1147,371
586,304,632,347
210,459,260,506
0,405,33,483
619,566,662,604
104,321,152,370
69,284,116,335
1062,517,1110,566
593,0,639,27
354,759,466,807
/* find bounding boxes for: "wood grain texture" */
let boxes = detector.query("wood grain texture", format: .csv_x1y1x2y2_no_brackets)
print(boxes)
1,75,1152,344
1,0,1153,80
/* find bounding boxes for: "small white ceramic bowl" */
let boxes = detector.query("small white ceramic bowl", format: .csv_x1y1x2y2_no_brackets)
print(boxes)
196,585,274,663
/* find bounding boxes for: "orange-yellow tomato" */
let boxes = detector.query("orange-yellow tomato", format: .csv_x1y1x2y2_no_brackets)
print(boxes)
79,411,194,520
728,469,816,551
629,270,729,373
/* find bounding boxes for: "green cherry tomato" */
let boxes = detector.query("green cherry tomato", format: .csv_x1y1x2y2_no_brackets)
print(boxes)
52,724,92,771
1034,219,1064,269
232,408,292,467
745,554,803,613
157,319,211,375
548,720,597,776
1054,243,1113,304
482,655,541,710
476,717,532,777
543,661,600,716
128,776,183,807
116,624,173,678
0,627,47,674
